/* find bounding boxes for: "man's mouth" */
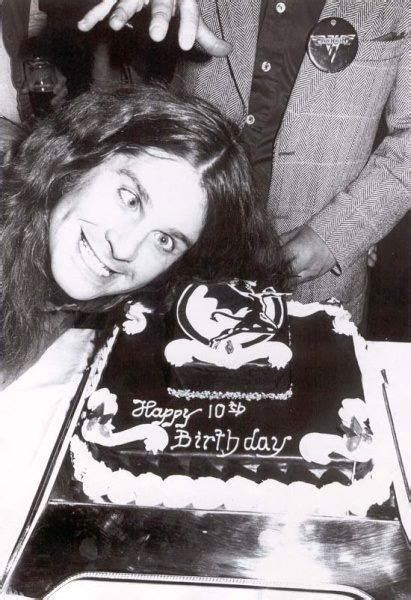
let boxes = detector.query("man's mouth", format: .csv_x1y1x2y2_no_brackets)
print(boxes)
79,231,113,278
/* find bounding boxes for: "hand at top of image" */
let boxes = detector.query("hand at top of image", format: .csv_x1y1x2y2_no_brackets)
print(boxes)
77,0,232,57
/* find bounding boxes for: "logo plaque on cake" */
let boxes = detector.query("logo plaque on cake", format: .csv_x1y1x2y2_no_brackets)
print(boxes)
166,281,293,400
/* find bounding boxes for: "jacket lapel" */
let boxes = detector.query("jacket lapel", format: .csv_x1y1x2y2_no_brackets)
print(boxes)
216,0,260,111
276,0,380,148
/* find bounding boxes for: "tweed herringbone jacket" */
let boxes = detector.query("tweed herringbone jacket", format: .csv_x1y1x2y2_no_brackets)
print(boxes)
174,0,410,323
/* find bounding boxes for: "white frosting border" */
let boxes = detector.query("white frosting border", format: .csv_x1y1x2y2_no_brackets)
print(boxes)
70,433,391,517
166,386,293,402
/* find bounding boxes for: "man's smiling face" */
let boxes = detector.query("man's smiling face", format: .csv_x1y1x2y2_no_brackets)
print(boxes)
49,151,207,300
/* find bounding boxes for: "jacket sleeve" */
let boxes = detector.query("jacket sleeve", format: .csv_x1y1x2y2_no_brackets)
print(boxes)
307,39,411,272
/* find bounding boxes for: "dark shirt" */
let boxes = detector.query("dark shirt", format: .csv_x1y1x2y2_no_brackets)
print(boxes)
242,0,325,198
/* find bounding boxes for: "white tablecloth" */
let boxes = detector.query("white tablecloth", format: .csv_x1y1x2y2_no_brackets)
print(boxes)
0,329,95,584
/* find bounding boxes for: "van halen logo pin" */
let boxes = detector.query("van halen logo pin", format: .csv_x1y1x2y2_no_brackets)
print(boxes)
308,17,358,73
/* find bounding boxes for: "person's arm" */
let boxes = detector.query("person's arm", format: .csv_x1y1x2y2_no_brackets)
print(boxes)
281,42,410,283
77,0,231,56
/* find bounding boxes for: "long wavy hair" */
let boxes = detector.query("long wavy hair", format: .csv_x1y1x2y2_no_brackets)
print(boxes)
2,85,288,372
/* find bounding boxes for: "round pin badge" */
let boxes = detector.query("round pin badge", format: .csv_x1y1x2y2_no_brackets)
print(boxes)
308,17,358,73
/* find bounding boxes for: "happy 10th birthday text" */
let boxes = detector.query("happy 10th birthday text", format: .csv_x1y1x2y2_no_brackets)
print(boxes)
132,399,291,457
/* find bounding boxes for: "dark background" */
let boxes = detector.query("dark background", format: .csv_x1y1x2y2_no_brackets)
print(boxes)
367,212,410,342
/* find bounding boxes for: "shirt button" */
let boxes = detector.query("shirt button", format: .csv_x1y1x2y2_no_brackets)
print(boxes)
245,114,255,125
276,2,286,13
261,61,271,72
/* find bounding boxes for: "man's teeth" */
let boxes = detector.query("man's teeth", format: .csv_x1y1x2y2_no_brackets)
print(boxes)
80,236,111,277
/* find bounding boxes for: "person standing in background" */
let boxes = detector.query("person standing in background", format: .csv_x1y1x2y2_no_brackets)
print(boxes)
77,0,410,328
0,1,20,124
1,0,67,124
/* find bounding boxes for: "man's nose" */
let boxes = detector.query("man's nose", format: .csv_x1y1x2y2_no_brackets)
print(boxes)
105,224,146,262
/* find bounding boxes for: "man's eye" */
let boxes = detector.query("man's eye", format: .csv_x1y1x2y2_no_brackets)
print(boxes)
154,231,175,253
119,188,140,210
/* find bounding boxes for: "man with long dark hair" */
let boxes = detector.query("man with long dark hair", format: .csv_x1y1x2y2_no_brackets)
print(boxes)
2,84,287,379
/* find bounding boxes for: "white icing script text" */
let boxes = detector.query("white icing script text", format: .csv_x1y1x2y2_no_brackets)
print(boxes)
170,427,292,457
132,399,202,429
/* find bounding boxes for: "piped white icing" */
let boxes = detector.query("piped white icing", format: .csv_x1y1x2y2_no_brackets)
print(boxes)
81,419,169,454
123,301,153,335
315,482,351,517
192,477,226,510
224,476,259,511
287,299,358,337
167,387,293,402
165,338,292,370
82,387,169,454
106,469,138,504
287,482,322,516
133,473,164,507
256,479,289,513
70,434,390,517
162,475,194,508
299,432,373,464
299,398,373,465
82,326,119,399
338,397,369,428
87,387,118,416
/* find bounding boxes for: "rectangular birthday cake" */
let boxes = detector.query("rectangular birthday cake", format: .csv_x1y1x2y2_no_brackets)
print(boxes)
69,281,391,516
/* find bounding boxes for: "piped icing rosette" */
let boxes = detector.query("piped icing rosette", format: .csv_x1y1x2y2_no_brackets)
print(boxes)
224,476,260,511
133,473,164,507
106,469,138,504
287,299,358,337
81,388,169,454
191,477,226,510
256,480,289,513
123,301,153,335
299,398,374,465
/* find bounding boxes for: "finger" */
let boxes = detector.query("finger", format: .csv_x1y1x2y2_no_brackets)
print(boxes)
52,87,69,106
284,247,310,279
196,16,232,57
282,251,297,270
78,0,117,31
53,75,67,91
177,0,199,51
279,226,301,247
280,240,298,264
367,255,377,268
290,265,317,284
110,0,145,30
149,0,175,42
51,88,68,103
279,232,293,247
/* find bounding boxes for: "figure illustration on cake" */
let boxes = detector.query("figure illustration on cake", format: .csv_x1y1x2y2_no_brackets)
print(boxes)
165,281,292,370
166,281,293,401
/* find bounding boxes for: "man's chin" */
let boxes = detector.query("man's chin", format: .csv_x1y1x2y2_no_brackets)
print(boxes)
54,277,100,302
